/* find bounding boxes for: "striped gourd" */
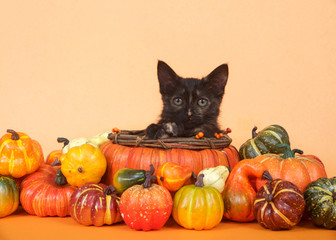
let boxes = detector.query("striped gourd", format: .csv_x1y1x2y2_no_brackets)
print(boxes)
304,177,336,229
239,125,290,160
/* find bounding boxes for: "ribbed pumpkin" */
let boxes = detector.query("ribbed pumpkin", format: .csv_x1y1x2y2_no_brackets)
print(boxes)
223,145,327,222
60,144,107,187
119,165,173,231
253,173,305,230
20,164,76,217
69,183,122,226
0,129,44,178
172,174,224,230
304,177,336,229
100,142,239,186
239,125,290,160
0,176,19,217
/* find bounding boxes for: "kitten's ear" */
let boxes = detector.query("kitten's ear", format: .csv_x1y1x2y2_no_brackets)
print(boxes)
203,64,229,97
157,60,179,94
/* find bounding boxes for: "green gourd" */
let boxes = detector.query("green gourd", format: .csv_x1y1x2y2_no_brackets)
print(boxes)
113,168,146,194
0,177,19,217
304,177,336,229
239,124,290,160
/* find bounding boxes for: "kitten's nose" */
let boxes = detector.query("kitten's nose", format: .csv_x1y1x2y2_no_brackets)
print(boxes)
187,109,192,117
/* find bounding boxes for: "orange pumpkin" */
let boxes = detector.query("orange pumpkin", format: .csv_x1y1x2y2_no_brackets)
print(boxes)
45,150,62,165
223,145,327,222
156,162,192,192
20,164,76,217
0,129,43,178
100,142,239,186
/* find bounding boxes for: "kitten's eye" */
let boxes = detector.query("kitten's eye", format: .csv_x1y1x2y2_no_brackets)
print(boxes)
173,97,183,106
198,98,208,107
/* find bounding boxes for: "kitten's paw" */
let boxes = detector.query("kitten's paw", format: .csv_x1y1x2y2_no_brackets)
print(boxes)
163,122,178,137
145,123,170,139
145,122,179,139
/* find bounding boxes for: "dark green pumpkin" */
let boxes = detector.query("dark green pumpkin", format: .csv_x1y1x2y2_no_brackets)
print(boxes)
239,125,290,160
304,177,336,229
113,168,146,194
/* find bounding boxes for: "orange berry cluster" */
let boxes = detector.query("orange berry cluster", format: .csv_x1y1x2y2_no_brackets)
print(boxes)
195,132,204,139
214,132,224,139
112,128,121,134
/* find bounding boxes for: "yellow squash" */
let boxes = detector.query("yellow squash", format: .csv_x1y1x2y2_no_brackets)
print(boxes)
60,144,107,187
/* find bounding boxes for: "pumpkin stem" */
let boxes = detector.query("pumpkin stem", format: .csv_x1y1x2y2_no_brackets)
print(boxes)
191,171,197,181
195,174,205,187
7,129,20,140
143,165,156,188
78,167,83,173
262,171,273,181
252,126,258,138
55,169,67,185
57,137,70,147
292,149,304,155
51,158,61,166
265,193,273,202
104,185,117,195
277,144,304,159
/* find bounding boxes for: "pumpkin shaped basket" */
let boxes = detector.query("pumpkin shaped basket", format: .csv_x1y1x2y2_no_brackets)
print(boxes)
99,129,240,186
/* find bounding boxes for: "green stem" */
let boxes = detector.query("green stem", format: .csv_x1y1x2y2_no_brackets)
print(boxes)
278,144,304,159
55,169,67,185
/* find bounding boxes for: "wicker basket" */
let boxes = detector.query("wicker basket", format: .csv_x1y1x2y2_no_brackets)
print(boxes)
107,130,232,150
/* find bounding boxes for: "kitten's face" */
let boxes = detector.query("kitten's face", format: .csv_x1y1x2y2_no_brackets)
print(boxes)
157,61,228,129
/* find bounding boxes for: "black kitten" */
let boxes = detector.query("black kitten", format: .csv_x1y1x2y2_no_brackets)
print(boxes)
146,60,228,139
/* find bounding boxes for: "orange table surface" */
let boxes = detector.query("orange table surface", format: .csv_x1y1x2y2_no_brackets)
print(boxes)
1,207,334,240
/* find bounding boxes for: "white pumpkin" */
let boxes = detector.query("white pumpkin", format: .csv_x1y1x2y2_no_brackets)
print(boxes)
60,131,111,155
198,165,229,193
88,131,110,147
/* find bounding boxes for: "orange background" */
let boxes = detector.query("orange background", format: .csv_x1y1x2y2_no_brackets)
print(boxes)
0,0,335,239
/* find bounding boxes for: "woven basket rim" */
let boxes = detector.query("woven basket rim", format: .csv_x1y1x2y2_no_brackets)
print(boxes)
107,130,232,150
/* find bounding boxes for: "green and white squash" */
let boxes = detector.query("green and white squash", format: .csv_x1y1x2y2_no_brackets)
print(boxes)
198,165,230,193
304,177,336,229
239,124,290,160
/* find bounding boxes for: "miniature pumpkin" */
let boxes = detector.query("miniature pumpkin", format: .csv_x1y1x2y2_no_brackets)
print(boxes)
173,174,224,230
304,177,336,229
119,165,173,231
156,162,192,192
100,143,240,186
69,183,122,226
0,176,19,217
45,150,62,165
239,125,290,160
113,168,146,194
20,164,76,217
223,145,327,222
0,129,43,178
253,173,305,230
198,165,229,193
60,144,107,187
